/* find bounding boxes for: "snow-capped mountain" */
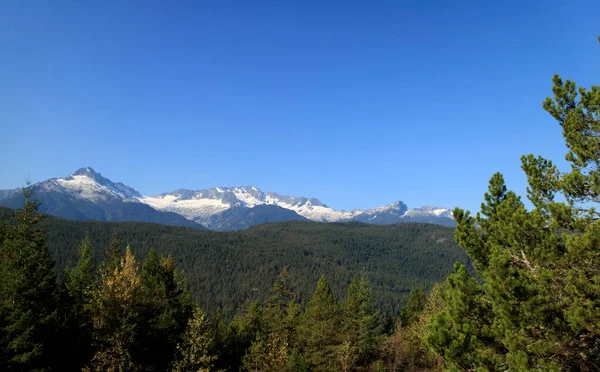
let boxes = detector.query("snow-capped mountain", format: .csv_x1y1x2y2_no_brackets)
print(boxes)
0,167,455,230
139,185,454,227
39,167,142,202
141,186,363,224
0,168,204,229
351,201,409,224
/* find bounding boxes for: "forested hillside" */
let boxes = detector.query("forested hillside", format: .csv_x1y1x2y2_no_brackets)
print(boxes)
0,207,469,319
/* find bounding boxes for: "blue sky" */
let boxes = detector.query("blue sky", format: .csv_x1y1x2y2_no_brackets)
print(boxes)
1,1,598,213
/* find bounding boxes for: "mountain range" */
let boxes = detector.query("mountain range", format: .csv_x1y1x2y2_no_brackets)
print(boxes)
0,167,455,230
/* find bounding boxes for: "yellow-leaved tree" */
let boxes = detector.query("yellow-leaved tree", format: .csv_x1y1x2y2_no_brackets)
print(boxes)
85,245,141,372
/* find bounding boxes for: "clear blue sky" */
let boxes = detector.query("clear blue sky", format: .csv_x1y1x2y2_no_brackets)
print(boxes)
1,1,598,213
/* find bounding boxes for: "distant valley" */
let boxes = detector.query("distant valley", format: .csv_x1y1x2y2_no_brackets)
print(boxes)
0,167,455,230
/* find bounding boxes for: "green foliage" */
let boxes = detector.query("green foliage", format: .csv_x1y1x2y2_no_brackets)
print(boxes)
136,249,194,371
426,264,503,371
62,234,96,370
341,277,382,369
242,268,304,372
0,186,58,371
383,283,444,371
106,233,122,271
298,275,342,371
172,306,217,372
9,214,472,320
399,288,426,327
243,332,291,371
428,66,600,371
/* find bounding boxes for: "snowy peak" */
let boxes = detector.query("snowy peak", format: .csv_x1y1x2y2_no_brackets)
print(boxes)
352,201,407,224
141,186,334,222
404,206,454,218
351,202,453,225
72,167,105,182
364,201,408,214
40,167,142,202
141,185,453,226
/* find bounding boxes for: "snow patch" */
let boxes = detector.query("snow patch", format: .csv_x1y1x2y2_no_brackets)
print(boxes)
140,194,230,220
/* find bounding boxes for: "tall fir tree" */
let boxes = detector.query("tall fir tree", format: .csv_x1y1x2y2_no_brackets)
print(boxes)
220,300,265,371
106,232,122,271
341,276,381,369
0,185,59,371
264,266,294,332
172,306,217,372
61,234,97,370
399,288,426,327
136,249,193,371
298,274,342,372
243,267,299,371
383,284,444,372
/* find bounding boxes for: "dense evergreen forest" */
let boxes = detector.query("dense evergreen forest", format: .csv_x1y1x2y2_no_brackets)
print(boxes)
2,209,467,319
1,64,599,371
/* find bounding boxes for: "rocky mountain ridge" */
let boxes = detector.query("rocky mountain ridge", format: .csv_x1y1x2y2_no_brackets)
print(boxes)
0,168,455,230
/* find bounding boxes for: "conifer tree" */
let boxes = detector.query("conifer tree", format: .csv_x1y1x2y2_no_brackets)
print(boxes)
383,283,444,371
243,268,298,371
0,186,58,371
399,288,426,327
106,233,122,271
222,300,265,371
172,306,216,372
426,264,503,370
298,274,342,371
62,234,97,369
264,266,294,332
211,308,232,371
428,49,600,371
137,249,193,371
341,277,381,369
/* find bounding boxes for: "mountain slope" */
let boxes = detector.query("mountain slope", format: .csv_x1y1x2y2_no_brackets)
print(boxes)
0,168,206,229
352,202,455,227
204,204,307,231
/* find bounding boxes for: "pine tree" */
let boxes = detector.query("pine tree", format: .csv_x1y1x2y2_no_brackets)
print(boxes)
136,249,193,371
428,51,600,371
383,283,444,371
106,233,122,271
62,234,97,370
243,332,290,372
399,288,426,327
341,277,381,369
172,306,217,372
298,274,342,371
426,264,504,371
222,300,265,371
0,185,59,371
243,268,298,371
264,266,294,332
